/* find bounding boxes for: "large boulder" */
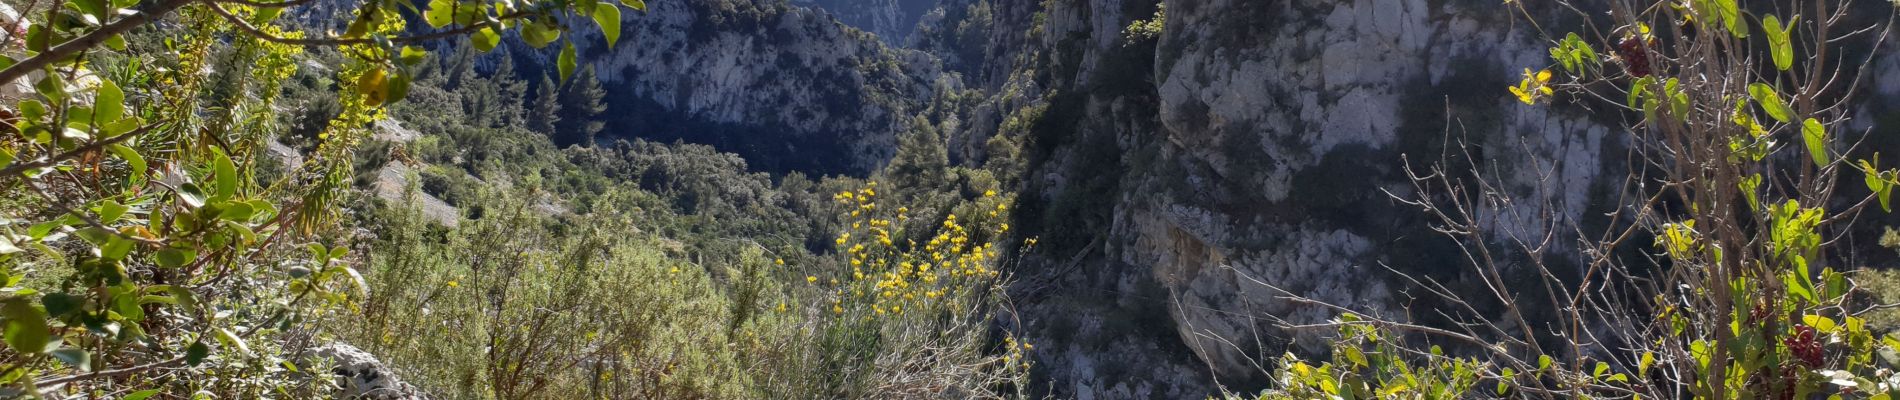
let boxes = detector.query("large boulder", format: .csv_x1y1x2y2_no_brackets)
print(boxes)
305,343,428,400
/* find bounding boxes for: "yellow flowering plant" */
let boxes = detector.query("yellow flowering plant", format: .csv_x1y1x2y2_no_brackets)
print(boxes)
792,181,1031,398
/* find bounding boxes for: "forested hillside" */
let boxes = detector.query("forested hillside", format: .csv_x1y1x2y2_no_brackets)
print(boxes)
3,0,1900,398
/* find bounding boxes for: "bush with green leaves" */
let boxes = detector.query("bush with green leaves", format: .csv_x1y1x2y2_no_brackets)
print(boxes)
0,0,643,395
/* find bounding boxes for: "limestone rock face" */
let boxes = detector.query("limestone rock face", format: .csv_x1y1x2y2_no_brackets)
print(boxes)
306,343,428,400
529,0,943,174
490,0,1900,396
791,0,939,42
1134,0,1585,376
931,0,1900,396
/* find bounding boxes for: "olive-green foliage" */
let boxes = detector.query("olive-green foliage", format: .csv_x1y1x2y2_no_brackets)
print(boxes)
352,188,763,399
328,40,1034,398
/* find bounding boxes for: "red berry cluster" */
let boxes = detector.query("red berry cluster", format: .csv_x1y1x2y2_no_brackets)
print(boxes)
1748,302,1771,324
1784,325,1825,368
1618,37,1652,77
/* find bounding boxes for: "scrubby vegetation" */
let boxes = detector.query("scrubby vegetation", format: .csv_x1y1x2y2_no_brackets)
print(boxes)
0,0,1035,397
4,0,1899,397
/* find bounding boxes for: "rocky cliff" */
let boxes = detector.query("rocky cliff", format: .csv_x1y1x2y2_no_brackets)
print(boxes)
487,0,1900,397
503,0,947,174
791,0,939,42
920,0,1900,398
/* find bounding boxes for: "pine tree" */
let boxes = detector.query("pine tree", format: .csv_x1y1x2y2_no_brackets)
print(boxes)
556,66,607,145
442,44,477,90
887,116,948,190
528,73,562,136
490,56,527,127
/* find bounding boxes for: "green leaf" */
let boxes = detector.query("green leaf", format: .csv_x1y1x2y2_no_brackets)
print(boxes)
424,0,454,28
1763,15,1796,71
621,0,645,11
1788,257,1816,303
308,243,329,263
1803,118,1828,167
18,99,43,123
102,236,133,260
522,20,561,48
35,74,66,104
386,69,412,104
594,2,621,49
211,147,239,203
218,201,255,222
1666,78,1689,118
358,67,389,107
72,0,108,22
1741,173,1762,212
75,226,112,244
138,294,179,305
49,348,90,371
1749,83,1793,123
167,286,199,310
185,341,210,366
399,46,428,66
154,248,196,268
343,4,378,39
558,42,578,82
1538,354,1553,370
101,117,140,137
176,183,207,209
471,27,501,52
40,293,79,317
1715,0,1743,38
1,299,52,354
1639,351,1656,375
24,25,46,53
29,219,67,239
122,389,161,400
248,6,281,25
97,200,128,223
107,144,144,184
1805,314,1839,333
95,79,123,124
1865,159,1892,212
215,327,250,354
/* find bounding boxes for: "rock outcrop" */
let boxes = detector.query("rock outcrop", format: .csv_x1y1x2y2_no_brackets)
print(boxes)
306,343,428,400
473,0,1900,396
791,0,939,42
506,0,944,174
921,0,1900,397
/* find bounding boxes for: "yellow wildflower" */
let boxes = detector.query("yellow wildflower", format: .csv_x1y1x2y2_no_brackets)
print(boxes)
1508,68,1555,105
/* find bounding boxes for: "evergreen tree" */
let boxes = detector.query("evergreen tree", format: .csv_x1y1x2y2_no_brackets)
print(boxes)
886,116,948,190
490,55,528,127
556,66,608,145
442,44,478,90
528,73,562,136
